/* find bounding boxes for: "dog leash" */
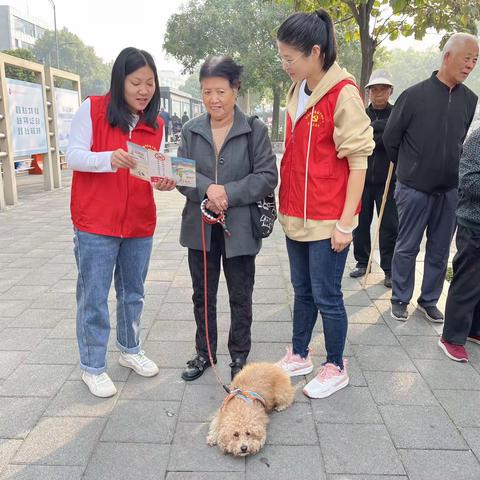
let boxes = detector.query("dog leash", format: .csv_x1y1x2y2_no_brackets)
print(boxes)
200,199,231,394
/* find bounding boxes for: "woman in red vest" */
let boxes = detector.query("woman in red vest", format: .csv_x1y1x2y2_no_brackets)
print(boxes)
67,47,175,398
275,11,374,398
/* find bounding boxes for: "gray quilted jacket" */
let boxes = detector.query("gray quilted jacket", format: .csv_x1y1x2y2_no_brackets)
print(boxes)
176,106,278,258
457,126,480,230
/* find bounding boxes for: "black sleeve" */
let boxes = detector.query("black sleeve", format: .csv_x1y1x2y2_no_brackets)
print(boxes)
382,90,413,164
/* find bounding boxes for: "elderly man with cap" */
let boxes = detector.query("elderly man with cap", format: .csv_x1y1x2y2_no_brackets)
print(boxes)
350,70,398,288
383,33,478,323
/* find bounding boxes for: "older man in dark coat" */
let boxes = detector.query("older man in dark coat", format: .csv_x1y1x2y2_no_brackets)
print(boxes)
384,33,478,323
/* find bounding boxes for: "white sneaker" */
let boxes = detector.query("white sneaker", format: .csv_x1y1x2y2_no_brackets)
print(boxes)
303,361,349,399
276,345,314,377
118,350,159,377
82,371,117,398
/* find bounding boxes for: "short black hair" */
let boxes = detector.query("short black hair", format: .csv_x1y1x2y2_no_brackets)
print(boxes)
107,47,160,132
277,9,337,71
199,56,243,90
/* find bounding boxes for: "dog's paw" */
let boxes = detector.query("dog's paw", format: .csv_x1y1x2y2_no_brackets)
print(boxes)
206,435,217,446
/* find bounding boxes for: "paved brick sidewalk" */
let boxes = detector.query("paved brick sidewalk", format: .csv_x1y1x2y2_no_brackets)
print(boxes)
1,172,480,479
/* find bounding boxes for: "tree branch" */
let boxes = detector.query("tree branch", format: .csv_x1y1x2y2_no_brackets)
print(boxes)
334,15,355,25
375,15,410,46
375,33,390,47
373,12,407,43
372,8,378,33
343,0,361,24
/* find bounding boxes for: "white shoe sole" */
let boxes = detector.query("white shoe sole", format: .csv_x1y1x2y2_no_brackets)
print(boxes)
467,337,480,345
437,339,468,362
303,377,349,399
283,365,314,377
417,305,444,323
118,356,159,377
82,375,117,398
391,307,408,322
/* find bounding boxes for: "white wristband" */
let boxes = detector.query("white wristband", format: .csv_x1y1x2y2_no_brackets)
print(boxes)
335,221,355,234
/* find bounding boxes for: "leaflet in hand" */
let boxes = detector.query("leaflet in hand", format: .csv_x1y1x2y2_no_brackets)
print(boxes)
127,142,196,187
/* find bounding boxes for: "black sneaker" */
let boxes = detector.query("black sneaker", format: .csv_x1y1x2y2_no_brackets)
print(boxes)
350,267,367,278
230,358,246,381
181,355,214,381
417,304,444,323
384,273,392,288
391,302,408,321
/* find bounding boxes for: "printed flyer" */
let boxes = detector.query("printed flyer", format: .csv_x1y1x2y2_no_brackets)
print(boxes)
127,142,196,187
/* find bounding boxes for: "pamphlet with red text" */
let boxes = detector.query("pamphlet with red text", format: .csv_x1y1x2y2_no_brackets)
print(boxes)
127,141,196,187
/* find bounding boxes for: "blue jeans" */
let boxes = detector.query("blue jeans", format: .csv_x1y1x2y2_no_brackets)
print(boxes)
286,236,349,369
74,228,153,374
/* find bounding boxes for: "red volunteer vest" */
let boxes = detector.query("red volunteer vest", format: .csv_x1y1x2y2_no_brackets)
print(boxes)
70,95,164,238
280,79,361,220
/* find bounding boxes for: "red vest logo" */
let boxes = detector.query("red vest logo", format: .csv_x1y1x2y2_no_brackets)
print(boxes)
310,110,325,127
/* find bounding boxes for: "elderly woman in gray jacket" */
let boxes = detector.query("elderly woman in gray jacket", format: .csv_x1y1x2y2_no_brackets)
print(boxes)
177,56,278,381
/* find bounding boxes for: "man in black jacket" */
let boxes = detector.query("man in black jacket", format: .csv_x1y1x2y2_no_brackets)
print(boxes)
351,70,397,288
384,33,478,322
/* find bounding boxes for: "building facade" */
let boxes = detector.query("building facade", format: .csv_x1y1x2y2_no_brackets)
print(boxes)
0,5,50,51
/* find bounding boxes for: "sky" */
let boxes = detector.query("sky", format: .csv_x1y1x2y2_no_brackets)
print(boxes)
5,0,443,73
5,0,189,73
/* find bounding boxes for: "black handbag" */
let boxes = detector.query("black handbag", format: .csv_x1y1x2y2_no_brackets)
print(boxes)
247,116,277,239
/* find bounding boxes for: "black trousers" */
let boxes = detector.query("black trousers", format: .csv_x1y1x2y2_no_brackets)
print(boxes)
188,224,255,361
442,225,480,345
391,182,458,306
353,182,398,274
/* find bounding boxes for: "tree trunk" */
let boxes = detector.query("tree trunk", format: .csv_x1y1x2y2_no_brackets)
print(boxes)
271,84,282,142
359,36,375,98
354,1,376,102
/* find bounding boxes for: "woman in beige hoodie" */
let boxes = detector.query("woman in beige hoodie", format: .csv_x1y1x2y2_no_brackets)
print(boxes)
275,10,374,399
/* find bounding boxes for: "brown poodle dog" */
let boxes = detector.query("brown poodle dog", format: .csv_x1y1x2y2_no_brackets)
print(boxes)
207,362,295,456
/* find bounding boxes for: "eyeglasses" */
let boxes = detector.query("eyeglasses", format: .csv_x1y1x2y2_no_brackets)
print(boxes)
277,53,304,66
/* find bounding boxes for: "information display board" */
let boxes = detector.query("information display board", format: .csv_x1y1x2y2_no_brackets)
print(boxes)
6,78,48,157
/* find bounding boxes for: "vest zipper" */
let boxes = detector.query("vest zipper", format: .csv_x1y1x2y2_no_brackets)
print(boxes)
122,127,134,237
442,91,452,174
303,108,315,227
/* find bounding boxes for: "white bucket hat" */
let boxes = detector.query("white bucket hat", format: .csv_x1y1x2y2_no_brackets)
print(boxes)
366,69,394,88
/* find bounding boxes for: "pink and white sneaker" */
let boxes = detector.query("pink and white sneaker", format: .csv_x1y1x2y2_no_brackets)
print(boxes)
303,361,349,399
276,346,314,377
